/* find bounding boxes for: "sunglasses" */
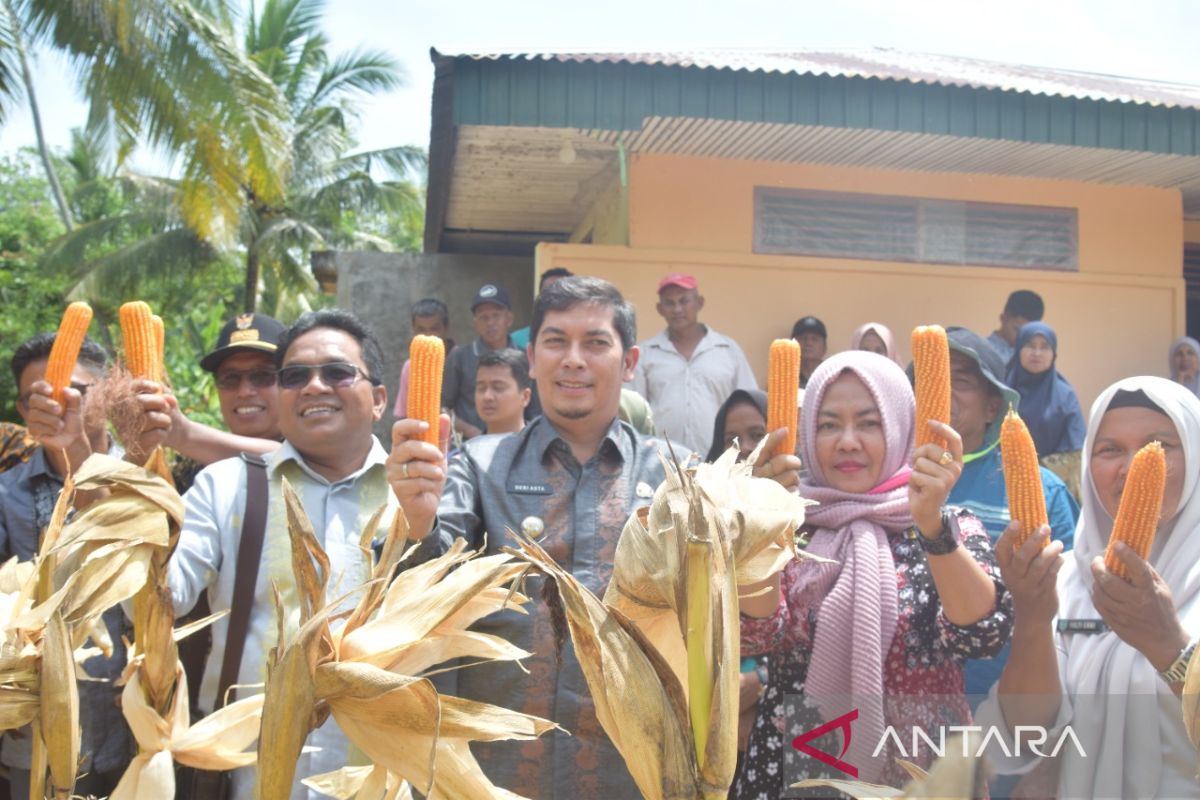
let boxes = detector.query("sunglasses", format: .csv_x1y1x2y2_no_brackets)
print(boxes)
276,362,376,391
214,369,278,391
17,381,92,409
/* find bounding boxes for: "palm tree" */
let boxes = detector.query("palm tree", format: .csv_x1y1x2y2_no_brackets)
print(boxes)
239,0,425,312
37,0,425,315
0,0,72,229
25,0,292,244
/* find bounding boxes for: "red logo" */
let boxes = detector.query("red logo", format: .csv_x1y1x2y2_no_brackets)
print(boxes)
791,708,858,778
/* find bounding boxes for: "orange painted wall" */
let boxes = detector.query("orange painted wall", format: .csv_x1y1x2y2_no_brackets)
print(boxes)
537,154,1184,413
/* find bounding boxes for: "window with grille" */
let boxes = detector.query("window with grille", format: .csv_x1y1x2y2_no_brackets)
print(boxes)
753,188,1078,271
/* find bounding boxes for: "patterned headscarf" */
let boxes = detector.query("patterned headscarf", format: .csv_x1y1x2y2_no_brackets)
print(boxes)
793,350,916,783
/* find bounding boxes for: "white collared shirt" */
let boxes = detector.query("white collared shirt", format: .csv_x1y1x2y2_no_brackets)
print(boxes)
629,326,758,454
169,437,397,800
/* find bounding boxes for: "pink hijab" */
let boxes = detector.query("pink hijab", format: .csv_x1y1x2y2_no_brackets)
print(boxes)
795,350,915,783
850,322,902,365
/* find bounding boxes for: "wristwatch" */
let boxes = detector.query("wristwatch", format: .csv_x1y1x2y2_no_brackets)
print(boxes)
1159,639,1198,684
914,510,960,556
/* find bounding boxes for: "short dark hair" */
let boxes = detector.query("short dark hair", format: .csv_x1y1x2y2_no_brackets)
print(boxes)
276,309,385,385
476,348,531,390
530,276,637,351
1003,290,1044,321
11,332,108,385
410,297,449,325
539,268,573,290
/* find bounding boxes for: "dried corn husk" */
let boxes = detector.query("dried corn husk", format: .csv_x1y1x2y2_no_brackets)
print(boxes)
106,445,266,800
505,445,814,800
304,764,414,800
259,479,557,800
0,454,182,799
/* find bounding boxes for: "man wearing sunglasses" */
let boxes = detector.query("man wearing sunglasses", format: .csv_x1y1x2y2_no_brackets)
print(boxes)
163,313,287,470
168,309,447,799
388,277,802,799
0,330,175,798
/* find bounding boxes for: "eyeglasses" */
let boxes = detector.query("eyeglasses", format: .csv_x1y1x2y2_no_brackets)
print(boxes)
276,362,376,391
17,381,92,409
215,369,278,391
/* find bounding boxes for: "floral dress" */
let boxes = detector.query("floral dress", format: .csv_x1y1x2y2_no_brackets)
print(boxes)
733,509,1012,799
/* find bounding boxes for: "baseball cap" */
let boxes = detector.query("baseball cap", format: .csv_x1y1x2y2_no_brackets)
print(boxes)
200,313,286,372
791,316,827,339
657,273,699,292
471,284,512,312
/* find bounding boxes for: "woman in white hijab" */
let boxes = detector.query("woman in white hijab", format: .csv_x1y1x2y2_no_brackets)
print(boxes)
977,376,1200,798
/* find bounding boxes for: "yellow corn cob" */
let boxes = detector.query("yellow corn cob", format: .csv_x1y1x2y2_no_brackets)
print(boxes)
768,339,801,457
119,301,158,381
406,335,445,447
911,325,951,451
1104,441,1166,579
1000,409,1049,548
45,302,93,406
151,314,165,384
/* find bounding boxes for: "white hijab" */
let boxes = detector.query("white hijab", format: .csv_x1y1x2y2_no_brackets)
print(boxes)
1057,376,1200,798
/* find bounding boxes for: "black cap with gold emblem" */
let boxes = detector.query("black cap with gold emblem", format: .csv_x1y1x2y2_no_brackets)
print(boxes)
199,313,287,372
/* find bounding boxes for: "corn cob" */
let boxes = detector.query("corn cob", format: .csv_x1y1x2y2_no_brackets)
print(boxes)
119,301,159,381
1000,409,1049,548
912,325,951,451
1103,441,1166,579
151,314,165,384
406,335,445,447
44,302,93,407
768,339,800,457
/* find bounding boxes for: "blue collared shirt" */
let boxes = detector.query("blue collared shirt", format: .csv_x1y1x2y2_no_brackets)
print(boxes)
435,416,692,798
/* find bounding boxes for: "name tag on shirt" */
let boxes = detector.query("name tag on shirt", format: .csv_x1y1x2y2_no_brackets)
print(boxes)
1057,619,1109,634
510,482,551,495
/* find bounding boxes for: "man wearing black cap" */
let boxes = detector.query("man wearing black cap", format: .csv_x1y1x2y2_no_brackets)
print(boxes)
165,312,284,466
935,327,1077,706
790,315,827,388
443,284,521,440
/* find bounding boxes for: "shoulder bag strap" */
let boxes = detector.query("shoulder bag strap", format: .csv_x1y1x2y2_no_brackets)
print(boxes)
214,452,268,708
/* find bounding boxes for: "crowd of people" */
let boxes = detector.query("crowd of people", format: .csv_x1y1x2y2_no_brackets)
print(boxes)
0,275,1197,800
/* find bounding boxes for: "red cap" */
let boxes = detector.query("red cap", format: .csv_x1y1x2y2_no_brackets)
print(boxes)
657,272,698,292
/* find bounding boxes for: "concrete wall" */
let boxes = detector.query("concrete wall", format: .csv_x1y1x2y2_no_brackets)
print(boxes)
331,251,534,438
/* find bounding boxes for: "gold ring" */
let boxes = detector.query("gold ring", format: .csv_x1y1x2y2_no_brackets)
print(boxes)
938,450,953,466
400,462,410,479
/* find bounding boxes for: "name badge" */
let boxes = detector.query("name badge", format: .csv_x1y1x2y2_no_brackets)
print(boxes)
1057,619,1109,634
510,482,551,495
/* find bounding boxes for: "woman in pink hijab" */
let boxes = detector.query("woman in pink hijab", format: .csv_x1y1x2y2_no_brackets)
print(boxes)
851,321,902,365
733,351,1012,797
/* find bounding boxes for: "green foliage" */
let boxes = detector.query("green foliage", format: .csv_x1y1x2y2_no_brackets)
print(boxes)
0,153,65,420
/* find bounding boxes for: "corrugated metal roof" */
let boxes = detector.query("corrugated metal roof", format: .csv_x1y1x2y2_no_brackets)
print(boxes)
444,48,1200,111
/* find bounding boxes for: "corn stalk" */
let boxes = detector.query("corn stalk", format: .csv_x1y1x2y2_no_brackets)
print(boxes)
0,454,179,799
505,444,815,799
258,479,558,799
109,459,263,799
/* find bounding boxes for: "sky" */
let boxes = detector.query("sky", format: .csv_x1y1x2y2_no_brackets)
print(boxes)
1,0,1198,172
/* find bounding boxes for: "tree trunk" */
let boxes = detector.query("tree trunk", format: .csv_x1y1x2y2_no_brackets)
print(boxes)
4,0,74,231
244,246,259,312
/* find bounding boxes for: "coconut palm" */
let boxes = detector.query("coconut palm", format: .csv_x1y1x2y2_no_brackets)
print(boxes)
239,0,425,313
36,0,424,316
23,0,292,242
